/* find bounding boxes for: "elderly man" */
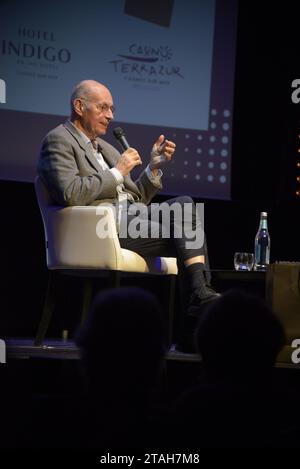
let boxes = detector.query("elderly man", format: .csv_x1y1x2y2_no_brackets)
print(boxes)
37,79,219,330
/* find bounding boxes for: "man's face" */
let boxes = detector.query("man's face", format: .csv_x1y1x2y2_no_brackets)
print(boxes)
77,86,114,139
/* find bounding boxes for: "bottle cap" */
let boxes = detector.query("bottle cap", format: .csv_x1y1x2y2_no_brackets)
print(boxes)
261,211,267,217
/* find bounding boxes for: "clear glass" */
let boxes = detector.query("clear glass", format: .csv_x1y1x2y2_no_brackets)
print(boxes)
234,252,254,271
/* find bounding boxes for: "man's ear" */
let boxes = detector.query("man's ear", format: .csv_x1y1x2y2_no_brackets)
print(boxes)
74,98,84,116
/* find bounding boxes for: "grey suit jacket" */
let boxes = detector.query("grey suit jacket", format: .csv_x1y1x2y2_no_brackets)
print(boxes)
37,120,162,207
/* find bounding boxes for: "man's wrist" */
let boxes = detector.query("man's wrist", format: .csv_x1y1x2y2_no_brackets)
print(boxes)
110,167,124,184
145,165,163,187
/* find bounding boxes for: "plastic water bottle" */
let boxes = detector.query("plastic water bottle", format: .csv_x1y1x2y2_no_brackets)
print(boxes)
254,211,270,271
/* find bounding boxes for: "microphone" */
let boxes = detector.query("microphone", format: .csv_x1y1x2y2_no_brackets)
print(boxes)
113,127,130,151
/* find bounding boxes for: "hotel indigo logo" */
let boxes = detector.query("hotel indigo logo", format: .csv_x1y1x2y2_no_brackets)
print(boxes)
0,27,71,82
1,27,71,64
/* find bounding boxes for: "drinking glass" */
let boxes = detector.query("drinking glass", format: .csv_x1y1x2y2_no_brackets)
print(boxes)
234,252,254,271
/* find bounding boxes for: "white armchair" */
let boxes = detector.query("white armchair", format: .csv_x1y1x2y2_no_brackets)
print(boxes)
35,177,178,345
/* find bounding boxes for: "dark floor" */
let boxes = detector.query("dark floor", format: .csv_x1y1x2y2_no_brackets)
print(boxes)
1,338,300,451
4,338,300,400
5,337,300,365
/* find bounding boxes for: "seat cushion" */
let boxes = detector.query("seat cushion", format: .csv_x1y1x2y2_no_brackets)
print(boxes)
120,249,178,275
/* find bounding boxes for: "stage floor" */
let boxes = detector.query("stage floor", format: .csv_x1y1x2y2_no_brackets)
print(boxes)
4,338,300,368
5,338,202,362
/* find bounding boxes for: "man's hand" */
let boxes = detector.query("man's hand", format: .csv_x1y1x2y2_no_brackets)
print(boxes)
149,135,176,172
115,148,142,177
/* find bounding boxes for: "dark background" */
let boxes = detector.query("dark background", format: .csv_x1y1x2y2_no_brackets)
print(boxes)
1,1,300,338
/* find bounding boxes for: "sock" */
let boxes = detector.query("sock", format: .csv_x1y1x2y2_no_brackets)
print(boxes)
185,262,207,294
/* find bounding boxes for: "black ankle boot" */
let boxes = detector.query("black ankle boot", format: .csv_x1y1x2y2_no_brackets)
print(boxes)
187,284,220,316
177,264,220,352
186,265,220,315
177,291,221,353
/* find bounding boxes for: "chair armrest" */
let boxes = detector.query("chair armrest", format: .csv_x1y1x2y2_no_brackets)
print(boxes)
45,204,122,269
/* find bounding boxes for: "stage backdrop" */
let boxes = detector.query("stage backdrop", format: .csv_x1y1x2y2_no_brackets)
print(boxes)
0,0,237,199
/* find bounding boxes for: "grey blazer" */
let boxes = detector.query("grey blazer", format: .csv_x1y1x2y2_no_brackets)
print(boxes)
37,120,162,207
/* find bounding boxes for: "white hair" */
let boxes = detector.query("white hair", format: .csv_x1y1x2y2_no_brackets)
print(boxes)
70,80,108,115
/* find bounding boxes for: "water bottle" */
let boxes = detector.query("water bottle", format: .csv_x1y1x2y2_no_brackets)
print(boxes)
254,211,270,271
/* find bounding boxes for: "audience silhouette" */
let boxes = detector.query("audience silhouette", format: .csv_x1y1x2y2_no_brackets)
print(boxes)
76,286,168,448
2,288,300,449
170,289,300,448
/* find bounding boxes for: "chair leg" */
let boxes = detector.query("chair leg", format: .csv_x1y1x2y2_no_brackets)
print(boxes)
167,275,176,346
34,271,56,346
79,272,121,330
110,270,121,288
79,278,93,327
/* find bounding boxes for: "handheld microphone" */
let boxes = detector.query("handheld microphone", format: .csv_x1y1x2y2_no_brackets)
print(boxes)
113,127,130,151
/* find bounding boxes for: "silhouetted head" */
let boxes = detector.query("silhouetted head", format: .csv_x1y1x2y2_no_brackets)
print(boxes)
77,287,167,392
195,290,285,384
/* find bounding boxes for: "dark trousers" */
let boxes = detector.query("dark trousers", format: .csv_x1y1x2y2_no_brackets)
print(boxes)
119,196,209,273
